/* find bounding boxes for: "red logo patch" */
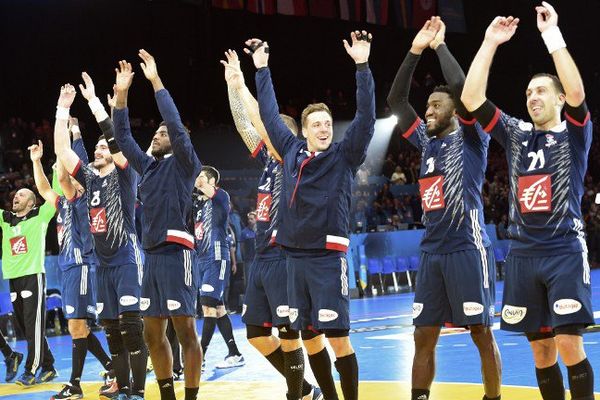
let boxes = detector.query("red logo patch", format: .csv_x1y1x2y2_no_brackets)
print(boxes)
90,208,107,233
195,221,204,241
10,236,28,256
419,176,445,212
256,193,272,222
518,174,552,213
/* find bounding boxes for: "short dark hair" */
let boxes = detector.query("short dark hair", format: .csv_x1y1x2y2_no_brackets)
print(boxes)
98,134,106,142
431,85,457,105
530,73,565,95
202,165,220,184
159,121,190,135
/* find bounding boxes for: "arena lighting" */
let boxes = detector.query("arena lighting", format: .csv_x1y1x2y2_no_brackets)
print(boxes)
332,115,398,175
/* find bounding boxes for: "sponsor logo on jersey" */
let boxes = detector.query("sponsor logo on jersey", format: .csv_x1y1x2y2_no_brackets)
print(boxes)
256,193,272,222
201,284,215,293
412,303,424,319
553,299,582,315
242,304,247,317
90,207,108,233
87,305,96,314
119,295,139,306
167,299,181,311
10,292,17,302
289,308,299,323
518,174,552,213
10,236,28,256
419,176,445,212
21,290,33,299
502,305,527,324
276,305,290,318
463,302,484,316
66,305,75,314
140,297,151,311
545,134,557,148
194,221,204,241
96,302,104,314
318,309,339,322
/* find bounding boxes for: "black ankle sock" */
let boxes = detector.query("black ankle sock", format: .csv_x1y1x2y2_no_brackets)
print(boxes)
265,346,313,397
308,348,338,399
70,338,88,387
283,348,305,399
334,353,359,400
185,387,199,400
216,315,240,356
483,395,501,400
157,377,176,400
567,358,594,400
201,317,217,355
412,388,430,400
112,351,131,394
535,363,565,400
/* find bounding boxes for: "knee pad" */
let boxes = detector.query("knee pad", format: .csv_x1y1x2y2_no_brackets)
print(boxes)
200,296,222,308
119,312,145,352
554,324,585,337
102,319,124,356
277,325,300,340
246,325,272,340
526,331,555,342
323,329,349,338
301,329,322,341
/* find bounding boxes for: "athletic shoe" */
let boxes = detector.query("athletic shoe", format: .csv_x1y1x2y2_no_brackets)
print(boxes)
99,388,127,400
129,395,143,400
4,351,23,382
15,371,36,387
201,359,206,374
51,384,83,399
98,378,119,399
302,386,324,400
173,368,183,381
215,354,245,369
36,368,58,383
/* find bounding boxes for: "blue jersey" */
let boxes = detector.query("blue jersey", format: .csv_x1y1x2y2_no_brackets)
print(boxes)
403,118,491,254
56,195,94,270
484,104,592,256
253,145,284,259
72,161,142,267
193,188,231,262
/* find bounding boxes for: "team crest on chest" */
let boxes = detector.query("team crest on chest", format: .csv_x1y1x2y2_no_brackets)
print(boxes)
419,176,445,212
517,174,552,213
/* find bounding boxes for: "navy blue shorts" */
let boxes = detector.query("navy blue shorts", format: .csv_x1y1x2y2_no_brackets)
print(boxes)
242,257,289,327
141,247,196,317
413,247,496,327
61,265,95,319
501,252,594,332
95,263,142,320
287,253,350,331
198,258,230,303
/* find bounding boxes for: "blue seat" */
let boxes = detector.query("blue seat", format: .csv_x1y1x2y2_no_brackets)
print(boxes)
395,257,409,272
0,292,13,315
409,255,420,271
382,257,396,274
493,247,506,263
367,258,384,294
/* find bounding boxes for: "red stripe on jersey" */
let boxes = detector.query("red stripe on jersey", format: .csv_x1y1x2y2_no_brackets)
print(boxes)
458,115,476,125
539,326,553,333
564,111,590,127
483,108,501,133
262,322,273,328
70,159,82,177
402,117,422,139
252,141,265,158
326,241,348,252
166,235,195,249
289,152,315,207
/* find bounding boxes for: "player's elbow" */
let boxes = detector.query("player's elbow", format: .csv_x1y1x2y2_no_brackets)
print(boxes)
460,92,480,113
566,88,585,108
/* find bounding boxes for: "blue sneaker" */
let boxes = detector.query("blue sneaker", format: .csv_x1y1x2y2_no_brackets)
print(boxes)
15,371,36,387
4,351,23,382
36,368,58,383
303,386,323,400
129,395,143,400
115,394,129,400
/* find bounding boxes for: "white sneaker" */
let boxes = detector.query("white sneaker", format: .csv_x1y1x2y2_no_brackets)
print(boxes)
215,354,245,369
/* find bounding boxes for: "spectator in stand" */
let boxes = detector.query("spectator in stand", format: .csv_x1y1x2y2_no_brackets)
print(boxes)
382,155,396,179
390,166,407,185
496,215,508,240
240,211,257,267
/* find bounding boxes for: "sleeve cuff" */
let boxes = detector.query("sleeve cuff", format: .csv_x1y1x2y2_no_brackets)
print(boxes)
356,62,369,71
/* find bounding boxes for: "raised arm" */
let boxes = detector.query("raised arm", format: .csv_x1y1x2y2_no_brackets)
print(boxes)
247,38,298,157
69,117,90,164
29,140,59,205
461,16,519,114
54,84,84,174
340,30,376,166
56,159,78,200
138,49,200,175
536,1,585,108
111,62,153,174
221,49,282,161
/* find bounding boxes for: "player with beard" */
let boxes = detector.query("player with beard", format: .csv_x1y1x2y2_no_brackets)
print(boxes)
0,171,57,388
461,3,595,400
54,78,147,400
111,52,202,400
221,49,325,400
248,30,375,400
387,17,500,400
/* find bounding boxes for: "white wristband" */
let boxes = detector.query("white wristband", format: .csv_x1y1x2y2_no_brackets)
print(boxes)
70,125,81,135
88,97,104,115
56,107,70,120
541,26,566,54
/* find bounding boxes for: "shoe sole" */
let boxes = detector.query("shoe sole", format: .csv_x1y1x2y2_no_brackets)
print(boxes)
215,363,246,369
15,381,36,388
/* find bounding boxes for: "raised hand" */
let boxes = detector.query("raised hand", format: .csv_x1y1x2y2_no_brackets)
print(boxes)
139,49,159,82
107,85,117,109
220,49,245,89
244,38,269,69
412,19,438,53
68,116,79,131
536,1,558,33
79,72,97,101
28,140,44,162
430,17,446,50
484,16,519,46
115,60,135,92
58,84,77,108
343,30,373,64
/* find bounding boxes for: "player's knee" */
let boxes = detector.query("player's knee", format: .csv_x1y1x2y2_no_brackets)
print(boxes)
554,326,586,355
413,326,440,353
326,335,353,357
102,319,124,356
301,329,325,354
246,325,272,340
215,305,227,318
68,319,89,339
203,306,218,318
277,325,300,340
119,312,145,353
469,325,493,346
